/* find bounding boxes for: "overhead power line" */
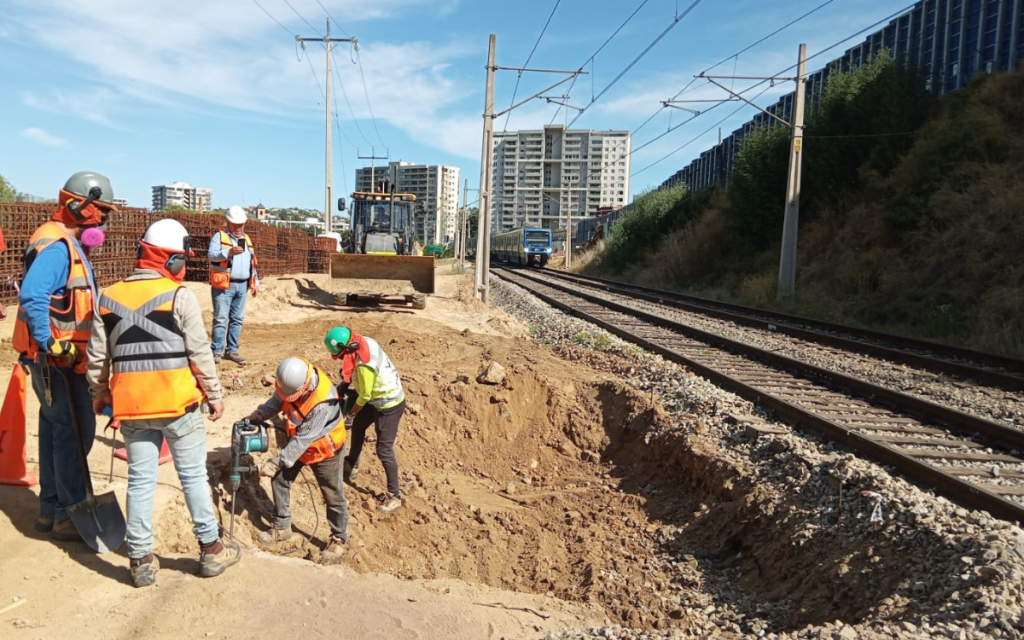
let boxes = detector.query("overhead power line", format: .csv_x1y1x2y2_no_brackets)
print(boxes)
566,0,703,128
315,0,351,36
281,0,322,35
329,45,373,146
502,0,562,133
252,0,296,36
356,50,388,148
550,0,651,124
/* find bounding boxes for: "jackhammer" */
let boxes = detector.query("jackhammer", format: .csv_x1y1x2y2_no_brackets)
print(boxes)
228,419,269,541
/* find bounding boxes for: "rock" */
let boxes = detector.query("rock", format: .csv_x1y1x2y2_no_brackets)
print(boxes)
900,622,917,634
406,401,422,416
477,361,506,385
261,374,275,387
506,482,516,495
836,626,857,640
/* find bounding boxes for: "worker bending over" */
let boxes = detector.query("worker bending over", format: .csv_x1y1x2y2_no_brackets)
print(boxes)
324,326,406,515
87,219,240,587
248,357,349,564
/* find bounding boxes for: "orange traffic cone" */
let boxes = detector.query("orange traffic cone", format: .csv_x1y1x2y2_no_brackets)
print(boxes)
0,364,37,487
112,431,173,465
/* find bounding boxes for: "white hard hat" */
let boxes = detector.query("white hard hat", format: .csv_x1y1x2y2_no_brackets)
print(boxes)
142,219,189,252
226,205,247,224
275,357,312,401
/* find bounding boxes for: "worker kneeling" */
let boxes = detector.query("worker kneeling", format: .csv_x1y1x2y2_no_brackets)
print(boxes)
248,357,349,564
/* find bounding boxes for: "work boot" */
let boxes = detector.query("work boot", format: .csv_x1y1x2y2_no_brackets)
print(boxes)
376,493,402,515
257,527,294,547
343,460,359,481
318,536,346,565
130,554,160,588
50,519,82,542
223,352,245,364
213,354,222,365
34,517,54,533
199,538,241,578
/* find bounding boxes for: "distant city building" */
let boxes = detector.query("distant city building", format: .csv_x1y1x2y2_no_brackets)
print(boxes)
151,182,213,212
354,161,461,244
112,197,128,208
247,203,268,221
490,125,631,233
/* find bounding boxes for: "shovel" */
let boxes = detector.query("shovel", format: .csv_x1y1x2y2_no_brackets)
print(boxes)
56,368,126,554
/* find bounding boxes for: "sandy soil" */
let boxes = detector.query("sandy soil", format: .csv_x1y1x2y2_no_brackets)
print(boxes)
0,266,628,639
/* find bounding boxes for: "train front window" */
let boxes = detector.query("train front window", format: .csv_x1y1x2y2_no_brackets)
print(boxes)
525,230,550,247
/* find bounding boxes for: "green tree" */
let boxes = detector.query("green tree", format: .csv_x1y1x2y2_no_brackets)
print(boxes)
0,173,18,202
602,185,691,272
466,207,479,236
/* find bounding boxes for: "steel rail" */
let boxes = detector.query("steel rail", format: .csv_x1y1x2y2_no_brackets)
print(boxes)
494,268,1024,524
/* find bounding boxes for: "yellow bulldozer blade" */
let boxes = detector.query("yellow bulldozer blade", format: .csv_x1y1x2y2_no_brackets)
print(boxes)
330,253,435,294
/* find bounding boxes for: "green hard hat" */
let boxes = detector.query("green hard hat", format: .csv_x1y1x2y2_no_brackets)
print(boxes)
325,326,352,355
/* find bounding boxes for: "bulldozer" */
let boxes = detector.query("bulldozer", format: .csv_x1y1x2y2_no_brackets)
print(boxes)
330,181,435,309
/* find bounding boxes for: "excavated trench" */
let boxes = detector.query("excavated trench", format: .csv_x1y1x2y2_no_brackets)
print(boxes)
148,336,986,635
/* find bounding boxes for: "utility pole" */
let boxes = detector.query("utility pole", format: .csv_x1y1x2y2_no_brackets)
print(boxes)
692,43,807,299
473,34,586,302
358,147,389,192
777,43,807,298
460,179,469,268
297,19,355,236
565,178,573,270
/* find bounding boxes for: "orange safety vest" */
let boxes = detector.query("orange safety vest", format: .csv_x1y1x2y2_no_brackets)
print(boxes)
98,276,207,421
282,364,346,465
210,230,258,291
12,222,96,374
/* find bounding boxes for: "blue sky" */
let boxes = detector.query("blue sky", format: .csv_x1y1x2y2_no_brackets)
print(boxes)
0,0,905,211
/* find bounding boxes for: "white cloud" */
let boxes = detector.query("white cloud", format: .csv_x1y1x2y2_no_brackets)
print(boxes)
21,127,68,147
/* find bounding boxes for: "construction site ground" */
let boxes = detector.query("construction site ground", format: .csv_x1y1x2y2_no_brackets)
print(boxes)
4,265,1024,640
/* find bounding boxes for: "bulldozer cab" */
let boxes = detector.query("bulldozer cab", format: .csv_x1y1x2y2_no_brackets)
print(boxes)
349,186,417,256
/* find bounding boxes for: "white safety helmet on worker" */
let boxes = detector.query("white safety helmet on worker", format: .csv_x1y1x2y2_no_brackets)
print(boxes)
226,205,247,225
276,357,313,402
142,219,190,252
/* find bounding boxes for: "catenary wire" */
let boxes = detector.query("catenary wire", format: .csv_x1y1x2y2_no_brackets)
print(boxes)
281,0,322,35
252,0,296,36
315,0,352,36
566,0,703,128
501,0,562,134
549,0,651,124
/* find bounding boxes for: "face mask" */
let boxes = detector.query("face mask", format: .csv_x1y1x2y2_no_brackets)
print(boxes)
81,227,106,248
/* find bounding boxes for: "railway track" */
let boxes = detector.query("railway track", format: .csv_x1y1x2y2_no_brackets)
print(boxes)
539,269,1024,392
493,267,1024,524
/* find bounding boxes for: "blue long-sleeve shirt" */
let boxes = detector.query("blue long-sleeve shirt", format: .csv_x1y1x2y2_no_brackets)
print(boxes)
207,231,259,286
18,239,96,349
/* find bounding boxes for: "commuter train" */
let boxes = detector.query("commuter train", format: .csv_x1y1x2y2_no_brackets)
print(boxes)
491,227,553,267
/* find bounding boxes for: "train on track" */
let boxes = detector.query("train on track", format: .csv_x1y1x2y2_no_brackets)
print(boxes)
491,227,553,267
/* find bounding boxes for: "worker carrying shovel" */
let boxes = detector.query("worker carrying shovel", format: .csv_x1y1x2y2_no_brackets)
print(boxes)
13,171,117,543
246,357,349,564
86,219,241,587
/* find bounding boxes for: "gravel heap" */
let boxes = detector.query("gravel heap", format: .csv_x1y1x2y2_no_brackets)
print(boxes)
541,274,1024,432
491,276,1024,640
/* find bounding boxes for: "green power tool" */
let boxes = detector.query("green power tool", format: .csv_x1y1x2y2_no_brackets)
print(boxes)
228,419,269,541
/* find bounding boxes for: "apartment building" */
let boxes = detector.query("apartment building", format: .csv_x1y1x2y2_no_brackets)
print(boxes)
151,181,213,212
354,161,461,245
490,125,631,233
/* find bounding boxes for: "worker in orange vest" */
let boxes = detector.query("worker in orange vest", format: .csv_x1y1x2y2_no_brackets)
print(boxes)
13,171,115,542
207,206,259,365
247,357,349,565
86,219,241,587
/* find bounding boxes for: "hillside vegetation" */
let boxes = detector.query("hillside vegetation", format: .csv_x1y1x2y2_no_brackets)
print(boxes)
585,56,1024,357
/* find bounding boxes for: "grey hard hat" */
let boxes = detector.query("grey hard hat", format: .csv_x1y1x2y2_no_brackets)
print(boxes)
63,171,114,204
276,357,311,399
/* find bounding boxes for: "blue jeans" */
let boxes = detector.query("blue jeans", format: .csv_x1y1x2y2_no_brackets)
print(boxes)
121,409,219,559
211,281,249,356
28,364,95,524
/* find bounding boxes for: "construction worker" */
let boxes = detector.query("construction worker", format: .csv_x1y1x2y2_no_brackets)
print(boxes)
13,171,115,542
208,205,258,365
247,357,349,564
86,219,241,587
324,326,405,515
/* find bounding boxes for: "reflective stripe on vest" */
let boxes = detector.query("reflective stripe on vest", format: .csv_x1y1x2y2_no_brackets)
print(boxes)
99,278,204,420
283,365,346,465
210,230,258,290
11,222,96,373
355,336,405,408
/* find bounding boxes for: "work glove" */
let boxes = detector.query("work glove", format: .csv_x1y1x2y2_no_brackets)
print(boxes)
344,413,355,428
48,339,77,364
259,459,280,478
